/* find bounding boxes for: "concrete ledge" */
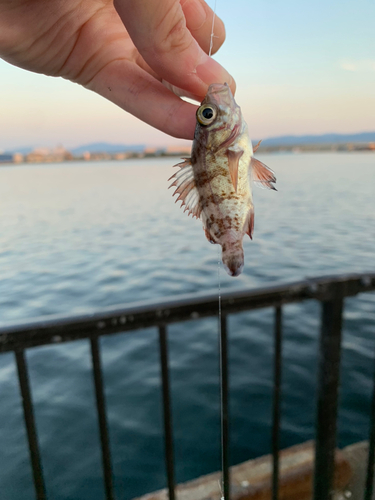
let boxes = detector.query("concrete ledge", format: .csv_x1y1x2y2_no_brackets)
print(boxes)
133,440,353,500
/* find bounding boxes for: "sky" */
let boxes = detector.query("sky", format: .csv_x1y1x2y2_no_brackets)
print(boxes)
0,0,374,151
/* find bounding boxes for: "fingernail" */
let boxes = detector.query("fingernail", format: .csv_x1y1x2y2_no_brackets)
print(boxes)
195,55,235,95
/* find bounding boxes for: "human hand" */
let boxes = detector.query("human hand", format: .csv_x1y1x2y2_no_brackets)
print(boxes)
0,0,235,139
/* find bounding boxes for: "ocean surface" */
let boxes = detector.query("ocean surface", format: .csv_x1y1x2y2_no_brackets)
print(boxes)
0,154,374,500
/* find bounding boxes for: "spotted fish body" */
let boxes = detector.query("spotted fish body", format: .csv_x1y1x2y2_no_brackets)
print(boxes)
169,83,276,277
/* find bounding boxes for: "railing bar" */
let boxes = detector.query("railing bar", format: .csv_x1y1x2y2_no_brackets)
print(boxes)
219,314,230,500
15,350,47,500
2,274,374,353
90,336,115,500
272,306,282,500
364,347,375,500
313,295,344,500
158,326,175,500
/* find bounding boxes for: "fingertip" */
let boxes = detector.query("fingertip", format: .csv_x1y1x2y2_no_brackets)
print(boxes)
195,54,235,96
88,58,198,140
183,0,226,55
165,102,196,139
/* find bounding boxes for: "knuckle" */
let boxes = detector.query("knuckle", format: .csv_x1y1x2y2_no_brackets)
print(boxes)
156,6,191,54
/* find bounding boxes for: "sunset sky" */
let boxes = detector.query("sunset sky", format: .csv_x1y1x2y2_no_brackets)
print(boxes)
0,0,374,151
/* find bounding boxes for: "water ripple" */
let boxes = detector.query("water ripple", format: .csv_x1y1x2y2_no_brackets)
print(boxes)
0,155,375,499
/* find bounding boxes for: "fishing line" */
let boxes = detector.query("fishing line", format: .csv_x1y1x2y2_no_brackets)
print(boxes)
208,0,217,58
209,3,227,498
217,246,225,500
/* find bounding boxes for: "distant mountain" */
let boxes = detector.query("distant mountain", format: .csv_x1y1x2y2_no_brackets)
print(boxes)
5,132,375,155
5,143,146,155
260,132,375,147
70,142,146,154
5,146,34,154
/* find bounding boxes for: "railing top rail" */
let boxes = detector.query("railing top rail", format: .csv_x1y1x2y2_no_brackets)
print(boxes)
0,273,374,353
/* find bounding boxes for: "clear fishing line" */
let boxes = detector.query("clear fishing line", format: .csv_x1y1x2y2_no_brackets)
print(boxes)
217,246,225,500
209,3,226,498
208,0,217,57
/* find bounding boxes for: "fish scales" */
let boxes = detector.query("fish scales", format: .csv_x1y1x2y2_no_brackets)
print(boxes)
169,83,276,277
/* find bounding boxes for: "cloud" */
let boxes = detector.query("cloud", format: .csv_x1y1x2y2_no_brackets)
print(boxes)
340,60,375,72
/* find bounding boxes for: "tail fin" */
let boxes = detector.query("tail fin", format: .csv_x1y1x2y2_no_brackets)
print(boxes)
222,245,244,277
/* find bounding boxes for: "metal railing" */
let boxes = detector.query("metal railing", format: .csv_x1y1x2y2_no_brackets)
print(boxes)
1,272,375,500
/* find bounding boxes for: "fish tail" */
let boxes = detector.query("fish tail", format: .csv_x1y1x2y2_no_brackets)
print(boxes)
222,243,244,277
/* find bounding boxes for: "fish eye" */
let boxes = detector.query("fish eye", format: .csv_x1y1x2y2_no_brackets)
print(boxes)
197,104,217,126
202,108,213,119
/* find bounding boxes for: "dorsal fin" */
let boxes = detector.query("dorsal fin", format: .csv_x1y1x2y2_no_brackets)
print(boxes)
253,140,262,153
169,158,202,219
226,148,244,192
250,157,277,190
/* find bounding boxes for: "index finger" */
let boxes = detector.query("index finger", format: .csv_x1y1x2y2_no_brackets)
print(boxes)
114,0,235,100
181,0,226,55
87,59,198,139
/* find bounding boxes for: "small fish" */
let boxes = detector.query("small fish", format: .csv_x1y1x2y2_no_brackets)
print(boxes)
169,83,276,277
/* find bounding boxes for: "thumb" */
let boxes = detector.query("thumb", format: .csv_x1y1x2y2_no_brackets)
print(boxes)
114,0,235,99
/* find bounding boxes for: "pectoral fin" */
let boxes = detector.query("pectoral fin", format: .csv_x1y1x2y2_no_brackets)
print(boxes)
250,157,277,190
253,140,262,153
226,149,244,192
169,158,202,219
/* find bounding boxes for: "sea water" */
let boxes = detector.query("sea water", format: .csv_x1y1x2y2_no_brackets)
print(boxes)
0,153,374,499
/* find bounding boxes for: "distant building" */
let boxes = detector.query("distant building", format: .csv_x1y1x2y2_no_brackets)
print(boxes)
143,145,192,157
49,146,73,161
144,147,164,156
12,153,24,163
164,145,192,155
89,152,112,161
26,147,73,163
113,152,132,160
26,149,48,163
144,147,158,155
0,153,13,164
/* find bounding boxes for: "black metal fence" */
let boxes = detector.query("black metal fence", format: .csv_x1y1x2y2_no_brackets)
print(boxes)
1,273,375,500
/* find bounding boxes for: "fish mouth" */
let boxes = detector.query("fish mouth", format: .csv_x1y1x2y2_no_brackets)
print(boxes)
207,82,230,95
222,247,244,277
205,83,235,109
